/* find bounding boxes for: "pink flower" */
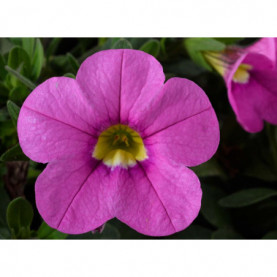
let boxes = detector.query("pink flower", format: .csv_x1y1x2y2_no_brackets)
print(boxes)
205,38,277,133
18,49,219,236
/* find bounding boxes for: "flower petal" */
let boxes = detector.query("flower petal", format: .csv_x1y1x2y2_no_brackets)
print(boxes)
17,77,99,163
139,78,219,167
227,75,277,133
249,69,277,95
247,38,276,67
76,49,165,126
225,38,276,85
115,155,202,236
35,154,116,234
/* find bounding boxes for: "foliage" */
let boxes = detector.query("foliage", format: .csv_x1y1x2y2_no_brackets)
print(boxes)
0,37,277,239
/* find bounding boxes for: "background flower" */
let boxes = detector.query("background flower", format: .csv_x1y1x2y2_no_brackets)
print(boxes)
204,38,277,133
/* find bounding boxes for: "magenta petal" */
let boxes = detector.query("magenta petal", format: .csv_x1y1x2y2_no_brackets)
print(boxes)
118,50,165,124
35,155,116,234
228,76,277,133
250,69,277,95
115,157,202,236
247,38,276,67
140,78,219,167
225,38,276,85
76,49,165,125
76,50,123,125
18,77,97,163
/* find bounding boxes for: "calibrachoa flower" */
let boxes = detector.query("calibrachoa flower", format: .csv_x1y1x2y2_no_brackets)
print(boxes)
204,38,277,133
18,49,219,236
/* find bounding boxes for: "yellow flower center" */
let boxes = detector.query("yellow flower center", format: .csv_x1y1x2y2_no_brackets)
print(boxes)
93,124,148,169
232,63,252,84
204,51,252,84
204,51,226,76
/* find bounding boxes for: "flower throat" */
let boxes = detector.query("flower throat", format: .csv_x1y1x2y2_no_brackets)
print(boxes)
93,124,148,168
204,50,252,84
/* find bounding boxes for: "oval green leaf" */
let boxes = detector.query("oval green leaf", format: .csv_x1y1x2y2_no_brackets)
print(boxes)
212,229,243,239
7,100,20,127
66,53,79,74
22,38,35,58
5,65,36,90
0,144,28,162
38,221,67,239
184,38,225,71
9,86,29,105
8,46,31,75
112,39,132,49
31,39,44,80
201,183,231,228
218,188,277,208
0,55,7,80
140,39,160,57
6,197,33,239
64,73,75,79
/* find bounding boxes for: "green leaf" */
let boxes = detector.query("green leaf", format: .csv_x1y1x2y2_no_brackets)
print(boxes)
0,82,9,104
192,157,226,179
9,86,29,105
22,38,35,58
112,39,132,49
0,106,9,122
185,38,226,52
101,38,120,50
169,225,212,239
244,158,277,182
184,38,225,70
64,73,75,78
5,66,36,90
262,230,277,239
50,55,68,70
0,120,15,138
6,197,33,239
27,168,41,179
7,100,20,127
160,38,167,56
212,229,243,239
98,38,108,47
38,221,67,239
9,38,22,46
214,38,242,45
0,144,28,162
46,38,62,59
218,188,277,208
128,38,149,49
66,53,79,74
8,46,31,75
140,39,160,57
0,54,7,80
31,39,44,80
0,39,14,55
201,183,231,228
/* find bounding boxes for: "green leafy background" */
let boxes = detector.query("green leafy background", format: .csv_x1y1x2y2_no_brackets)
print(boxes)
1,37,277,239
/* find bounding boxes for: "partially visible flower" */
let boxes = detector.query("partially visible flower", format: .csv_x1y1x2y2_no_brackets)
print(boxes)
18,49,219,236
204,38,277,133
